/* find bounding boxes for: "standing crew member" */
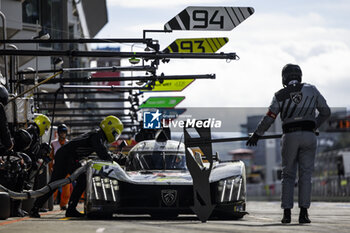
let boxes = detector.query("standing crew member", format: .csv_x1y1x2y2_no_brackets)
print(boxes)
50,124,70,210
29,116,124,218
246,64,331,224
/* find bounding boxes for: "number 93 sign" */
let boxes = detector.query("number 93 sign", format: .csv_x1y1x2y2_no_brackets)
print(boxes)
164,6,255,31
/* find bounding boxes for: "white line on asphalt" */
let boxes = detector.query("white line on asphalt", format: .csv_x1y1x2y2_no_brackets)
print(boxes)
96,227,105,233
249,216,274,221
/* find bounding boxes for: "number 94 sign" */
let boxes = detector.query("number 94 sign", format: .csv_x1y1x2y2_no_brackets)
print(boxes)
164,6,255,31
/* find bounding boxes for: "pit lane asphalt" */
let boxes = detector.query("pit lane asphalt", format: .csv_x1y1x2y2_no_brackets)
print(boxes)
1,201,349,233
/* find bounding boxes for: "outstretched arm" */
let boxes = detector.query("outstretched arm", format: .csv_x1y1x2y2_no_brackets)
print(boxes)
247,96,280,146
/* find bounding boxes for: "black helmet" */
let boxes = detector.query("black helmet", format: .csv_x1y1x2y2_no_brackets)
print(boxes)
14,129,33,151
282,64,302,86
0,85,9,106
57,124,68,134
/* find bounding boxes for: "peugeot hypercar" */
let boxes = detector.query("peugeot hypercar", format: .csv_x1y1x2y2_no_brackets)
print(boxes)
84,139,247,219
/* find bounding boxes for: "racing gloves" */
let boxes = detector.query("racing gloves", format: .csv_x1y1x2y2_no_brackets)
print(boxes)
246,132,260,147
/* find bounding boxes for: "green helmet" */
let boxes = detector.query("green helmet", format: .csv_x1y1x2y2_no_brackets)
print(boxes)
34,114,51,136
100,115,124,143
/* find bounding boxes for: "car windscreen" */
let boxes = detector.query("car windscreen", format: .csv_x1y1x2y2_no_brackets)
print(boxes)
127,152,187,171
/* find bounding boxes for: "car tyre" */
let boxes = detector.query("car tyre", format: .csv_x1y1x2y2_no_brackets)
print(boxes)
0,192,11,220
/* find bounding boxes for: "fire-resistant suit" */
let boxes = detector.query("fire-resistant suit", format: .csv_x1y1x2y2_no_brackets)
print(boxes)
50,138,71,209
30,129,113,216
254,82,330,207
246,64,331,224
30,115,123,218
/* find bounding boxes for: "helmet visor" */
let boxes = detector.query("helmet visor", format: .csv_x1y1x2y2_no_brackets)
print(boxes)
58,127,67,133
111,129,121,142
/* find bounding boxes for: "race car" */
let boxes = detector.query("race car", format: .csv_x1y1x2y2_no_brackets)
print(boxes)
84,138,247,220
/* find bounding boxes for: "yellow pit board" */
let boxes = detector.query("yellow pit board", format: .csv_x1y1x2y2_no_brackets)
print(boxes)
163,37,229,53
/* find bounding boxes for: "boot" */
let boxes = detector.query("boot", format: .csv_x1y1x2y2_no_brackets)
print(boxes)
299,207,311,224
29,206,41,218
11,208,28,217
10,200,28,217
65,207,84,218
281,208,291,224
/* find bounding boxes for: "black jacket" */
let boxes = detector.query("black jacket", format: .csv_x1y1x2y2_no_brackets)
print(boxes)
0,103,13,153
58,128,112,161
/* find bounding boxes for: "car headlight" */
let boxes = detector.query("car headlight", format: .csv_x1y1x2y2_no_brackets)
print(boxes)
217,176,243,203
95,182,102,187
112,180,118,185
92,175,119,202
103,178,110,183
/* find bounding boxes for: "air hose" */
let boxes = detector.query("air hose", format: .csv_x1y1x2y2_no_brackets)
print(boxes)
0,162,90,200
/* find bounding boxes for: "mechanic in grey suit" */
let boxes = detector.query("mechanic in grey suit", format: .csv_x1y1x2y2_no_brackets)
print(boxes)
246,64,331,224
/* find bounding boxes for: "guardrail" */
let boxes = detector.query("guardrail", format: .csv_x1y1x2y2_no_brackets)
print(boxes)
312,176,349,198
247,176,350,201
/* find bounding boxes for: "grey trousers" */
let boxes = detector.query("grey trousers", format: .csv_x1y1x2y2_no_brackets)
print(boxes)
281,131,317,209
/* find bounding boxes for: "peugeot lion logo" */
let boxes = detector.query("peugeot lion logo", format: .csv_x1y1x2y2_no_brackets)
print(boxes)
161,190,177,206
290,92,303,104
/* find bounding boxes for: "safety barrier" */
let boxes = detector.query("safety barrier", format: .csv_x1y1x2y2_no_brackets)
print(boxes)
247,176,350,201
312,176,349,198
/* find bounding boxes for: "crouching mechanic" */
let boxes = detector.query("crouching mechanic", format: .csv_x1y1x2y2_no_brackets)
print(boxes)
24,114,52,189
29,116,123,218
246,64,331,224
